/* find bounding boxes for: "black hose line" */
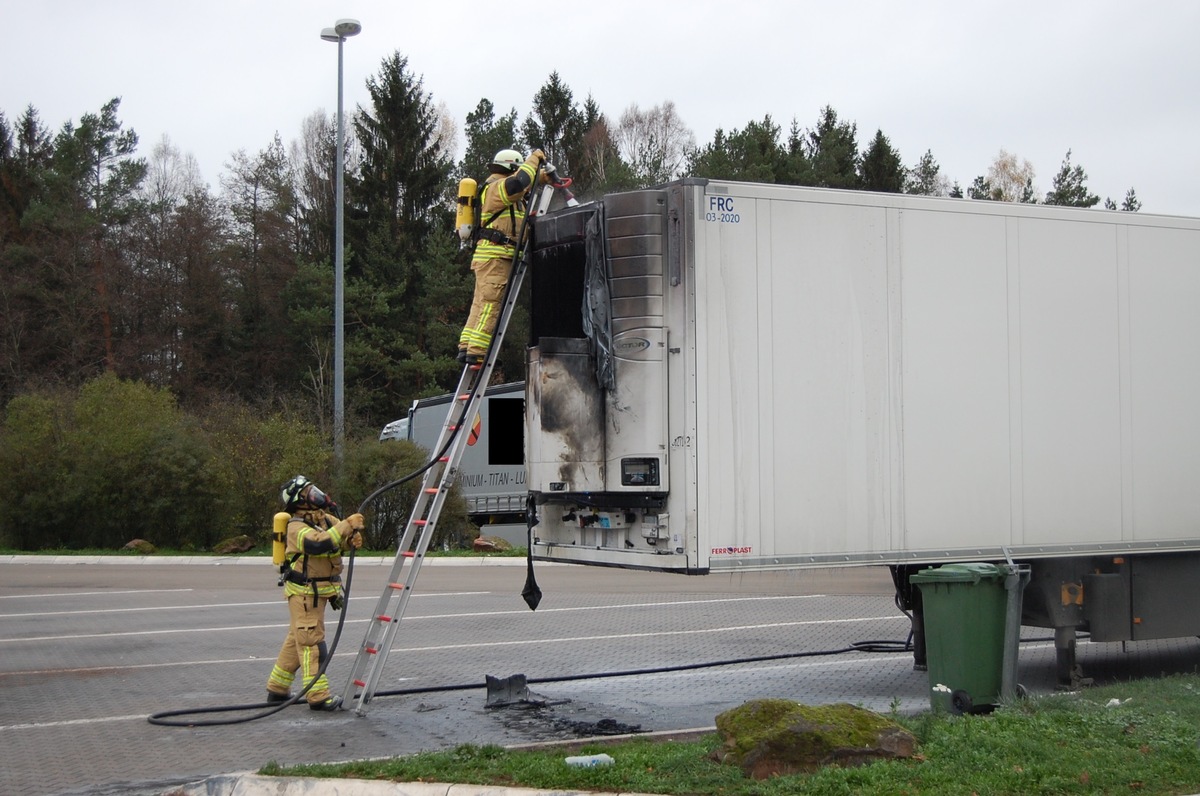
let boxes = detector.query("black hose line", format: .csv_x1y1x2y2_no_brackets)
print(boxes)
149,630,919,725
147,544,361,727
148,184,542,727
364,632,1067,702
147,181,947,728
370,636,917,700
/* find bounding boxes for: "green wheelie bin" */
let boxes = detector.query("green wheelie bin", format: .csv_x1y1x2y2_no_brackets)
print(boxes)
910,562,1026,714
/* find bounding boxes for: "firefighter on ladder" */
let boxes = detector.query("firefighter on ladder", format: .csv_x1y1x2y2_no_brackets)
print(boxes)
458,148,551,365
266,475,364,711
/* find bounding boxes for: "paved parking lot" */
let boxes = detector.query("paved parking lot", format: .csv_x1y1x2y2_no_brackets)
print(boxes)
3,556,1199,795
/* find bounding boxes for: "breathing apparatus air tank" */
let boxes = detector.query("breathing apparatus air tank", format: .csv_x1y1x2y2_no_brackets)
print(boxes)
272,512,290,567
455,177,478,244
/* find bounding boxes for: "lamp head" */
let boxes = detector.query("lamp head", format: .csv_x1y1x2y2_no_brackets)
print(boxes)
321,20,361,42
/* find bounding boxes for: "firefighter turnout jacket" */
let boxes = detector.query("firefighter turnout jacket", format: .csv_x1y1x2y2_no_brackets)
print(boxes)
471,157,538,264
281,510,354,602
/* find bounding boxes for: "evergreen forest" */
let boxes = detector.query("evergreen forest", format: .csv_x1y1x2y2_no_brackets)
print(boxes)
0,55,1141,550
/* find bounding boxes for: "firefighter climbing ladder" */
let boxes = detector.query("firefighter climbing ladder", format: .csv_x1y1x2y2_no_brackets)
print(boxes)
343,178,572,716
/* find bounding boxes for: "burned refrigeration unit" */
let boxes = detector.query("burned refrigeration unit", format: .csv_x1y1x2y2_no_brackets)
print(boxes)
526,188,689,569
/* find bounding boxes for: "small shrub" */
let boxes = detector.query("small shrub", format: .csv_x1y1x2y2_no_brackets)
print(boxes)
196,397,329,545
1,374,228,550
333,436,470,551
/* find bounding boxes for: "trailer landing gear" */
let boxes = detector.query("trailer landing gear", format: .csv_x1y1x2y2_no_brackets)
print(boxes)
1054,626,1092,690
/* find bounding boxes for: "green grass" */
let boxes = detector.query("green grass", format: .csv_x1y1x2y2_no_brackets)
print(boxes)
262,674,1200,795
423,546,527,558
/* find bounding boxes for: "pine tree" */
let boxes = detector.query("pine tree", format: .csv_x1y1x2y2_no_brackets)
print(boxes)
346,51,458,422
17,98,148,383
906,150,947,196
221,135,299,395
807,106,859,189
522,72,585,175
781,119,815,186
1043,149,1099,207
858,130,904,193
967,175,996,200
686,117,787,183
458,98,519,184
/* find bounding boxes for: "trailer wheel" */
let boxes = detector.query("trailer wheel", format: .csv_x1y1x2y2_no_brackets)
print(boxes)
950,690,973,715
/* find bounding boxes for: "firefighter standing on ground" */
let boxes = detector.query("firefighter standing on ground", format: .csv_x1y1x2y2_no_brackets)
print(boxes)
266,476,364,711
458,148,550,364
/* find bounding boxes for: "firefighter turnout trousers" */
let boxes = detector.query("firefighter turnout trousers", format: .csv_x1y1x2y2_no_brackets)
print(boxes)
267,593,333,705
460,255,514,356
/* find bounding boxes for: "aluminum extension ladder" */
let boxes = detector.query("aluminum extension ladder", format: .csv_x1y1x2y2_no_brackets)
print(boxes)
343,180,568,716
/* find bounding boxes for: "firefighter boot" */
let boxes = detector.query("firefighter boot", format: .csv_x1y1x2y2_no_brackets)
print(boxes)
310,694,344,712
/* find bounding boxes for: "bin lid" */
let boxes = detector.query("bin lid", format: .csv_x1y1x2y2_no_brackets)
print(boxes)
909,562,1004,584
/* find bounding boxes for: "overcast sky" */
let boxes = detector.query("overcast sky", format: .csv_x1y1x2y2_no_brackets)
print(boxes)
3,1,1198,216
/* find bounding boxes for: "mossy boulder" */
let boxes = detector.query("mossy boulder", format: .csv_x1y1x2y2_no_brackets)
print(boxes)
212,534,255,554
713,699,915,779
473,535,514,552
122,539,157,554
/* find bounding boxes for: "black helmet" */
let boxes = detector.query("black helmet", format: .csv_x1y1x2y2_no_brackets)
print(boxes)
280,475,330,510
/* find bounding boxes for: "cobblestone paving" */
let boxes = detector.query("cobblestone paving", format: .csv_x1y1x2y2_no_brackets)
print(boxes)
2,559,1196,795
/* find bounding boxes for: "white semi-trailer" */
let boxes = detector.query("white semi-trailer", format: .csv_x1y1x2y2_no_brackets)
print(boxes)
383,382,527,524
524,179,1200,686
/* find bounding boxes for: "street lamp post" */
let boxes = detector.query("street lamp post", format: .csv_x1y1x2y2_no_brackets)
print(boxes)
321,18,361,465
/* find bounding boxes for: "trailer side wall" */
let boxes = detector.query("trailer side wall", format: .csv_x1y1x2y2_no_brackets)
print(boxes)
528,181,1200,572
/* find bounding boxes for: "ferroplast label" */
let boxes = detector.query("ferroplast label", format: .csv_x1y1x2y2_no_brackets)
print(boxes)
710,546,753,555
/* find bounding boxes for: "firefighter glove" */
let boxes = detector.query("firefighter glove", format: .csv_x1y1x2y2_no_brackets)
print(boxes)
329,593,344,611
333,514,365,549
526,149,545,168
333,513,364,534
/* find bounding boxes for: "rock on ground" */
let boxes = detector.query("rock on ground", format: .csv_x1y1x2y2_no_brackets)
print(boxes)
713,699,916,779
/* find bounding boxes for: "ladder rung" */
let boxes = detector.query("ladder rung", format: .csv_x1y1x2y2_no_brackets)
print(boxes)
344,219,537,716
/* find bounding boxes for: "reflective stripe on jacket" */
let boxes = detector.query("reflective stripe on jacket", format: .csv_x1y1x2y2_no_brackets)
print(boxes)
282,516,344,599
472,162,536,263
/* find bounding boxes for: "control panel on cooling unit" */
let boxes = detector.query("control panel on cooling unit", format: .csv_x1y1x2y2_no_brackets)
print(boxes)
621,457,660,487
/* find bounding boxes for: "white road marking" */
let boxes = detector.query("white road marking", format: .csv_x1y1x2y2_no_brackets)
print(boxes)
0,714,148,730
0,589,193,600
0,594,828,637
1,614,901,673
0,591,493,619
